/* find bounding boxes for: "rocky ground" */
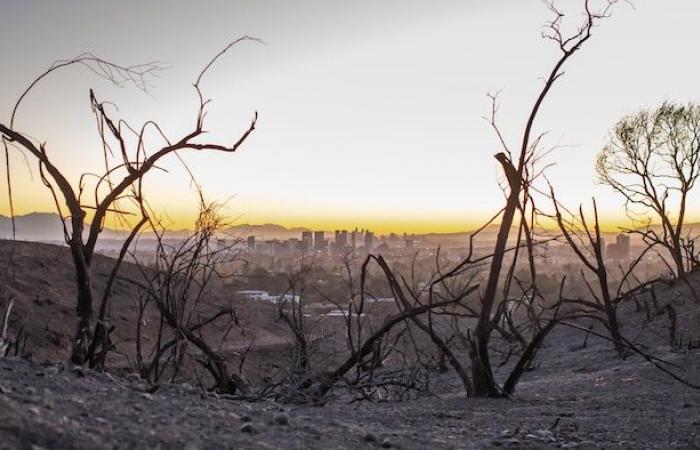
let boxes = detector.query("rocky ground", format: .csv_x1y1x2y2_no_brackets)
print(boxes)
1,335,699,450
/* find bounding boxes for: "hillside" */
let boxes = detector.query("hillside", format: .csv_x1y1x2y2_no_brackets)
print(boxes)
1,240,700,448
0,240,289,366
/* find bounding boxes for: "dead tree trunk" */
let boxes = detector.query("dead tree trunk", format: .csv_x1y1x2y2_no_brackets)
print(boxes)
468,0,620,396
68,213,96,364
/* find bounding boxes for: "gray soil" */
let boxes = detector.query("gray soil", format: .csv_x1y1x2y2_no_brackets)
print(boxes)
1,332,699,449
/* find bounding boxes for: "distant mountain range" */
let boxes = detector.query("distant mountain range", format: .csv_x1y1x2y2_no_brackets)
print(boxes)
0,212,479,244
0,213,313,243
8,212,694,245
0,213,118,242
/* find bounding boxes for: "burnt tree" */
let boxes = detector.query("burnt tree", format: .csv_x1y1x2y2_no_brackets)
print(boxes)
1,38,259,365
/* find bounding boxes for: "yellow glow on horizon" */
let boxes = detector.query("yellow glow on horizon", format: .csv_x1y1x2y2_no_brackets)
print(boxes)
3,178,699,235
5,202,693,236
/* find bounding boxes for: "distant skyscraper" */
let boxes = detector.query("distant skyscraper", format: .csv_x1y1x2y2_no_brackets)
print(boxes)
331,230,349,254
607,234,631,261
364,230,374,250
301,231,313,250
617,234,630,260
336,230,348,247
314,231,326,250
247,236,256,250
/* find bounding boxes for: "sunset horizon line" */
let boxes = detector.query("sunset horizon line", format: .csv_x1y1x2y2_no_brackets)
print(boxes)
2,209,692,236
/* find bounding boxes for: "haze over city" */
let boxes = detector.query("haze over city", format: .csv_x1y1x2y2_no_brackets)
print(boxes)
2,0,700,233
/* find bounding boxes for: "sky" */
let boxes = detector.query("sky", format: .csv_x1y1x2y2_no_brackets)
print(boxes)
1,0,700,233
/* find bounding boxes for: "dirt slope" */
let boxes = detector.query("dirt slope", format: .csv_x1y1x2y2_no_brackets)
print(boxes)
0,240,288,365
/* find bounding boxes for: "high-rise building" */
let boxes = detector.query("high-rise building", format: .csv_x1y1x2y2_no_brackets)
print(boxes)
331,230,349,254
301,231,313,250
607,234,631,261
336,230,348,247
617,234,630,260
314,231,326,250
247,236,256,250
364,230,374,250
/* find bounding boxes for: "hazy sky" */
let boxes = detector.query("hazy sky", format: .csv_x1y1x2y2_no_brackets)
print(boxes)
2,0,700,233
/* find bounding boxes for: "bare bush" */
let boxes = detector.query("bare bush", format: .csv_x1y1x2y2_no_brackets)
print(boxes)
122,202,249,393
550,194,658,357
1,38,259,365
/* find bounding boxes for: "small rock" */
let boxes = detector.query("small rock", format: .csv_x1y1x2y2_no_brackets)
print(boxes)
364,432,378,442
240,415,252,423
126,373,141,382
381,438,392,448
273,413,289,426
240,423,254,434
683,403,694,408
71,366,85,378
